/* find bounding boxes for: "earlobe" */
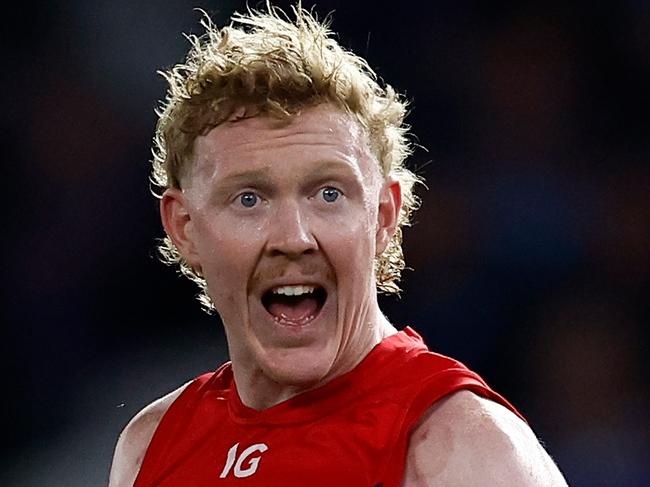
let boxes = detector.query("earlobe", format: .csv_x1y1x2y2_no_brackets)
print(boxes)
376,179,402,255
160,188,201,269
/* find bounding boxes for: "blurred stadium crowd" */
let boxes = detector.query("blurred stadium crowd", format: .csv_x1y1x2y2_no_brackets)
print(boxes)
2,1,648,485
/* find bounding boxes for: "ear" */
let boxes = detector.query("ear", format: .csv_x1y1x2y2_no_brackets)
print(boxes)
160,188,202,271
376,178,402,256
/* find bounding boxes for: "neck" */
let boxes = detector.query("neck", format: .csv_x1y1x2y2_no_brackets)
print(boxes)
232,311,397,411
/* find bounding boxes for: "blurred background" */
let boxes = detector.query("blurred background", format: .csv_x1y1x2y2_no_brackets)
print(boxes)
2,0,648,485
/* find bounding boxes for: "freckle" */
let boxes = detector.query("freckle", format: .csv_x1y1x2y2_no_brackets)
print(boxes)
418,427,430,441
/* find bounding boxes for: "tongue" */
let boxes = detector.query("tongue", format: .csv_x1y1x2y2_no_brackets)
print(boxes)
267,295,319,322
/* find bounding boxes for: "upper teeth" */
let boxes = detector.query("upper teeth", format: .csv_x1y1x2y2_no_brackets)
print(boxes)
273,285,316,296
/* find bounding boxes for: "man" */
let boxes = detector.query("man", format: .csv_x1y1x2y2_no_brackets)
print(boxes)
110,3,568,486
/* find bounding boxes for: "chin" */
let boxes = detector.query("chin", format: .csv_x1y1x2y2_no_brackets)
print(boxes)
260,346,334,387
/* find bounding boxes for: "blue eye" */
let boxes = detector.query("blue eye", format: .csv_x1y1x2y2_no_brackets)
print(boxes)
321,187,340,203
239,192,258,208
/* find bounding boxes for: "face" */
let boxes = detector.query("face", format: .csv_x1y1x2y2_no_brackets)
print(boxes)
161,104,400,391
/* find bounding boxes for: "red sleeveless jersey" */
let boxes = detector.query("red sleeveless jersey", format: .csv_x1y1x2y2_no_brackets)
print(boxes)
134,327,523,486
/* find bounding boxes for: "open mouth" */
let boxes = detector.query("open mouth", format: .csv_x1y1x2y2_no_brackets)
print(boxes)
261,285,327,325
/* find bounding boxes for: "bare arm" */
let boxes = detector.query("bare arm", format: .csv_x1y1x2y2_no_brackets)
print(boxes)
108,382,191,487
403,390,568,487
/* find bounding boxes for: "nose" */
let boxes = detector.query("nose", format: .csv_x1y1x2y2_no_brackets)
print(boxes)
265,200,317,258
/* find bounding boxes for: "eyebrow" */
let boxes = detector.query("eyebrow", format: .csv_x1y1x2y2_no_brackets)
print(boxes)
306,160,360,181
206,167,273,204
209,159,359,202
220,160,356,185
216,167,273,190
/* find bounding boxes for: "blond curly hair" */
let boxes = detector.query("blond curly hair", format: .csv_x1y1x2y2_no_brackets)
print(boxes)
151,3,421,312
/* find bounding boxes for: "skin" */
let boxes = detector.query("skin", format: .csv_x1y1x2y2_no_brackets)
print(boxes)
109,384,189,487
161,104,400,409
403,391,569,486
109,104,568,486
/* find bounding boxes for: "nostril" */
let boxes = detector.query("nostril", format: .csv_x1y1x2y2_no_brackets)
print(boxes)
268,248,314,258
266,239,318,258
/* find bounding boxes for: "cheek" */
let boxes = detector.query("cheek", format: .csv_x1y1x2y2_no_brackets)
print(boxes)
194,218,262,295
316,209,376,274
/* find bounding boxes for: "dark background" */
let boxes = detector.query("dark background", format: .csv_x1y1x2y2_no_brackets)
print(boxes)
2,1,648,485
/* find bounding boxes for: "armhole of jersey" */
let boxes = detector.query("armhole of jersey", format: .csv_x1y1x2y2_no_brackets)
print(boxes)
134,371,215,486
377,367,526,486
406,367,525,425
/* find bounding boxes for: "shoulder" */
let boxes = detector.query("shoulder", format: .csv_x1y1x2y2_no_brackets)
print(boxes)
403,390,568,487
108,382,191,487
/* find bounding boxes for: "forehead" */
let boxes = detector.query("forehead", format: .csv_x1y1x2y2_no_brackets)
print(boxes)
189,104,378,184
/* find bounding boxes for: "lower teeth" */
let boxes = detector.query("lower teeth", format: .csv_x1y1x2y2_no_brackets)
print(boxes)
274,314,315,325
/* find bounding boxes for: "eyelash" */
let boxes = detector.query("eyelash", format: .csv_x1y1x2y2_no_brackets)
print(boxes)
234,186,343,208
